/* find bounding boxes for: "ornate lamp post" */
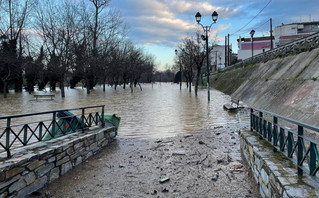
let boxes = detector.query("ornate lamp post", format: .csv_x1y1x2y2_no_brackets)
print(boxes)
250,29,255,58
195,11,218,102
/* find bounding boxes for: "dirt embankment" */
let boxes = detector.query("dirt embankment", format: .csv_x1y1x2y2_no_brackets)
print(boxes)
212,48,319,125
28,125,260,198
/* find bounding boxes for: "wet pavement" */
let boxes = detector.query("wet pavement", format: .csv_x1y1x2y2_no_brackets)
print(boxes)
29,125,260,198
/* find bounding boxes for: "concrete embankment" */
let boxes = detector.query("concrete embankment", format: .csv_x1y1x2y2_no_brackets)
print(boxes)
0,127,116,197
212,48,319,197
212,48,319,125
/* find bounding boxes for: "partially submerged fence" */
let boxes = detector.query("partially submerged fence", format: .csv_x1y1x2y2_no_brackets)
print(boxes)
250,107,319,182
0,105,105,158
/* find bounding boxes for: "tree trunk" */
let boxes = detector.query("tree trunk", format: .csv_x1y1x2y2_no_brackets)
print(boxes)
102,80,106,92
3,81,8,98
189,80,191,92
61,81,65,98
194,68,201,96
138,83,142,91
130,82,133,93
86,79,90,94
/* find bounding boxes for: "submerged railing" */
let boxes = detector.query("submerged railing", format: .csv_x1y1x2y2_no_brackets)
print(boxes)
250,107,319,181
0,105,105,158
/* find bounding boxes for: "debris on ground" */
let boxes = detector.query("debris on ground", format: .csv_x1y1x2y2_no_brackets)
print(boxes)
30,126,261,198
159,177,170,183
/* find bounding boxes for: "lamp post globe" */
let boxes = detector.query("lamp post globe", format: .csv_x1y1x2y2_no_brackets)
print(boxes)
212,11,218,22
250,29,255,38
195,12,201,24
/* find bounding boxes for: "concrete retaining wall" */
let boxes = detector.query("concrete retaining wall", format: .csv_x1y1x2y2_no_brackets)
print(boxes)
240,130,319,198
212,48,319,126
0,127,116,197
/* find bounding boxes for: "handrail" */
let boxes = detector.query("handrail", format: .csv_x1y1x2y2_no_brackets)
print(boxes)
0,105,105,158
250,107,319,182
219,31,319,73
0,105,104,119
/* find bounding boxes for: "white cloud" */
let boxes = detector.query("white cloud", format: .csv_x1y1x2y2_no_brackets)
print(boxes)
111,0,237,46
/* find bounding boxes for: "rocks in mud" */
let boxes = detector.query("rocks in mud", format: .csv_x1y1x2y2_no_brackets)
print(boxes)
212,172,219,181
198,141,205,145
172,151,186,155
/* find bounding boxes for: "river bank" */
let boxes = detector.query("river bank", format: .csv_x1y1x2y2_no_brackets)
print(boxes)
28,124,260,198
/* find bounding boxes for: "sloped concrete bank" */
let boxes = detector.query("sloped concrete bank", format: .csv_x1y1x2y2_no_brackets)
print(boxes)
212,48,319,125
212,48,319,197
0,127,116,197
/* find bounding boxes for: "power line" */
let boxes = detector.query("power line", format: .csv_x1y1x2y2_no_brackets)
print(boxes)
230,0,272,36
255,19,270,30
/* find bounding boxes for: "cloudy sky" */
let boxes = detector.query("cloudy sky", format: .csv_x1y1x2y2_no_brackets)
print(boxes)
110,0,319,70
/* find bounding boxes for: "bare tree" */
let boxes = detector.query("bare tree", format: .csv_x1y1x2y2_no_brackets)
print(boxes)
36,0,78,97
0,0,36,97
180,32,212,96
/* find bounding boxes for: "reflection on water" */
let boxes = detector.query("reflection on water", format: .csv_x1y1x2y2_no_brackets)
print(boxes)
0,83,249,140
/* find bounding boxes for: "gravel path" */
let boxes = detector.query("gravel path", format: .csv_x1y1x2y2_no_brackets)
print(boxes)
28,125,260,198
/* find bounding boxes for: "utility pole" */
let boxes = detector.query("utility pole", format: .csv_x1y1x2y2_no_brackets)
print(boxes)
225,36,227,67
228,34,230,66
270,18,273,49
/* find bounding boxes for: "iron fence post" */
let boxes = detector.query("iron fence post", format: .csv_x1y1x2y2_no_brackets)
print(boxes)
273,116,278,152
259,111,263,137
297,125,304,176
23,125,28,145
39,122,43,140
102,106,105,127
81,108,85,132
6,118,11,158
52,112,56,137
250,108,253,131
309,142,316,176
279,127,284,152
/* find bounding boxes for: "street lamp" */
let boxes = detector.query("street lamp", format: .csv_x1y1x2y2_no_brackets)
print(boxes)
175,49,184,90
250,29,255,58
195,11,218,102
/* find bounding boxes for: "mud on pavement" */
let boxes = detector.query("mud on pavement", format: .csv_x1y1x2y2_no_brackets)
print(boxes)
29,125,260,198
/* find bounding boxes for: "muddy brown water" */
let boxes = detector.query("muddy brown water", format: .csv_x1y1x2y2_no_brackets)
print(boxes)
0,83,249,148
1,83,261,197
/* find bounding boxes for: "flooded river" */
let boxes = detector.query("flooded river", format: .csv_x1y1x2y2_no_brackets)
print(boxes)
0,83,249,142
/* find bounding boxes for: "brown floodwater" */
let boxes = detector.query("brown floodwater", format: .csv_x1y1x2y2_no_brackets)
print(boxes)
0,83,249,150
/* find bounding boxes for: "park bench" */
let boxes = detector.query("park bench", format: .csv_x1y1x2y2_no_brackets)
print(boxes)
34,94,55,101
223,97,240,111
230,97,240,108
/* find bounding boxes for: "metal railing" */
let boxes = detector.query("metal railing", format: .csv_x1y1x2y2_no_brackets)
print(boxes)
250,107,319,181
0,105,105,158
219,31,319,73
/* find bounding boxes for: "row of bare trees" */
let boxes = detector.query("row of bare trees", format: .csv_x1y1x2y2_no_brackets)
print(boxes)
174,32,214,96
0,0,155,98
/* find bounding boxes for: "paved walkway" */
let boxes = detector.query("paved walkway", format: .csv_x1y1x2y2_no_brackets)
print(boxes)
29,125,260,198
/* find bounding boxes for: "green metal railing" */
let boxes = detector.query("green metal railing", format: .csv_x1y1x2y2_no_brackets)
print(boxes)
250,107,319,181
0,105,105,158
